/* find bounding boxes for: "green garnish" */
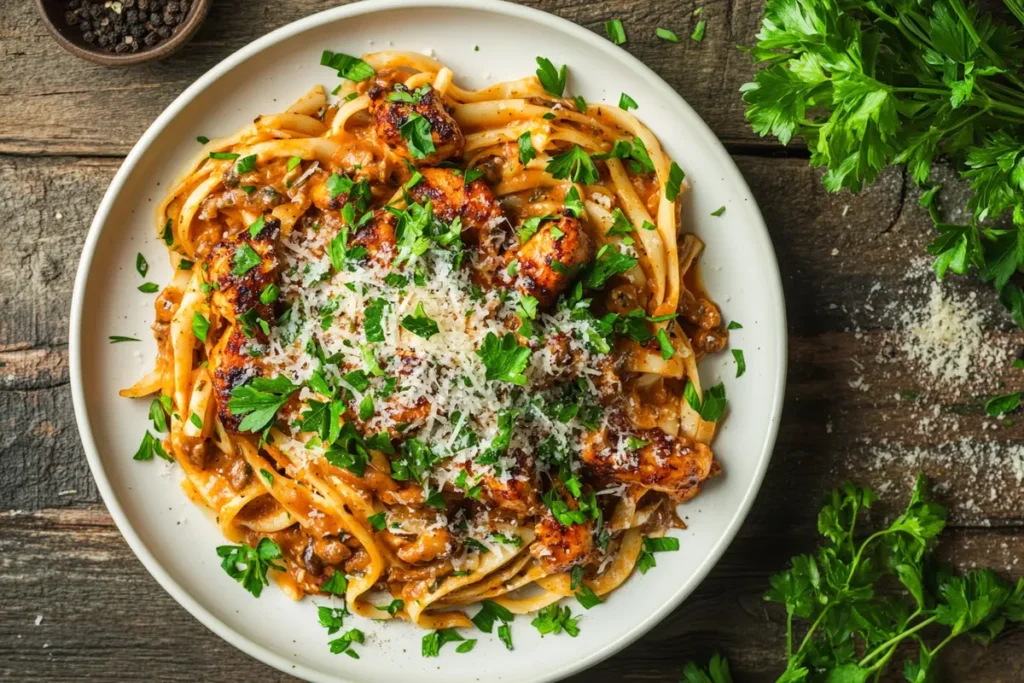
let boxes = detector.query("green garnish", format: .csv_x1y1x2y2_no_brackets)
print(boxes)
320,50,375,81
476,332,531,385
135,252,148,277
535,56,567,97
192,312,210,343
235,154,257,174
604,19,626,45
231,243,262,275
683,381,727,422
209,151,239,161
546,145,599,185
216,538,284,598
531,604,579,637
691,19,706,42
656,27,681,43
422,628,466,657
665,162,685,201
618,92,638,110
400,302,440,339
399,113,436,159
228,375,299,432
109,335,141,343
138,283,159,293
711,205,726,217
732,349,746,377
518,130,536,166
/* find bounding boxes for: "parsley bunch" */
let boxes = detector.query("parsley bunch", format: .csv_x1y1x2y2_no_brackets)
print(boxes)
685,476,1024,682
743,0,1024,324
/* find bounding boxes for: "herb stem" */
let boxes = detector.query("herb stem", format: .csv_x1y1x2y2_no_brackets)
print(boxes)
949,0,1024,92
859,615,938,667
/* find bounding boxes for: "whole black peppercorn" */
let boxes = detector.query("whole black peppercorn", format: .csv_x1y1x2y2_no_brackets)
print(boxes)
82,30,95,43
157,25,172,38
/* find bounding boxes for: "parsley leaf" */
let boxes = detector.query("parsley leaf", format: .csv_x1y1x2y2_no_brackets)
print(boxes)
618,92,638,110
232,243,262,275
546,146,600,185
320,50,375,81
228,375,299,432
656,28,681,43
535,56,567,97
518,130,536,166
531,604,580,637
422,628,465,657
605,19,626,45
476,332,531,385
216,538,284,598
400,113,436,159
401,302,440,339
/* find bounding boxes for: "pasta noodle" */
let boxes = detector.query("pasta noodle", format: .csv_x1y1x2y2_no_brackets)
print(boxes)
123,51,731,642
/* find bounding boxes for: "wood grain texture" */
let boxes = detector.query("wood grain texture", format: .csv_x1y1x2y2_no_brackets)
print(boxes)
1,0,1023,679
0,0,779,156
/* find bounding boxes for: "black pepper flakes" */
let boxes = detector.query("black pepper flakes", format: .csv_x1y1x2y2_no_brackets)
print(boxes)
62,0,189,54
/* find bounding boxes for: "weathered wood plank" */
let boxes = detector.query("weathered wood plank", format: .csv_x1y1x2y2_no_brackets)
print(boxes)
0,0,776,156
0,508,1020,682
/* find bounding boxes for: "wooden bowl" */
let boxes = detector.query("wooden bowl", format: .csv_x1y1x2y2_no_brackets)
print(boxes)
33,0,211,66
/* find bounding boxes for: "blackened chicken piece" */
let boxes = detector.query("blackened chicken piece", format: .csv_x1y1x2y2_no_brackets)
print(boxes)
349,209,398,266
407,167,507,245
209,326,263,432
582,420,715,502
367,72,464,166
514,212,593,308
530,491,595,574
206,215,281,320
458,449,537,515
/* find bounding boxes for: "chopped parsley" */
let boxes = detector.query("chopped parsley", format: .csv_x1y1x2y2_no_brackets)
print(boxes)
216,538,284,597
691,19,706,42
401,302,440,339
563,186,584,217
135,252,148,277
399,113,436,159
209,151,239,161
546,145,599,185
192,312,210,343
109,335,141,343
573,95,587,113
320,50,375,81
422,628,466,657
604,19,626,44
656,27,681,43
364,297,387,342
329,629,364,658
196,135,209,144
732,349,746,377
683,381,727,422
711,205,726,217
471,599,515,633
476,332,531,385
535,56,567,97
637,535,680,574
133,431,170,462
235,154,257,174
727,320,743,330
531,604,579,637
656,328,675,359
259,469,274,486
232,243,262,275
618,92,638,110
286,155,302,171
666,161,685,201
518,130,536,166
228,375,299,432
367,512,387,531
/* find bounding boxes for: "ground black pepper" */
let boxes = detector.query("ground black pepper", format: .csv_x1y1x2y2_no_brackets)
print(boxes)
63,0,192,54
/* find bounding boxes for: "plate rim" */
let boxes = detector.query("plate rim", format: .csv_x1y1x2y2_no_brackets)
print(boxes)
69,1,788,680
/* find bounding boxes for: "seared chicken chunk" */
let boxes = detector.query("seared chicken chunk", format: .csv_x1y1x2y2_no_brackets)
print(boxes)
206,215,281,320
380,507,454,564
367,72,464,166
351,209,398,266
209,326,263,432
408,167,507,245
582,421,715,502
454,449,537,515
514,212,593,308
531,502,594,574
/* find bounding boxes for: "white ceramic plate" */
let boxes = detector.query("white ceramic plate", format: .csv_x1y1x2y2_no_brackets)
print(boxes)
69,1,787,681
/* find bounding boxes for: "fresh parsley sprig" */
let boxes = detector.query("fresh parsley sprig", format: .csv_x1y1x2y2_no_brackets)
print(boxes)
742,0,1024,326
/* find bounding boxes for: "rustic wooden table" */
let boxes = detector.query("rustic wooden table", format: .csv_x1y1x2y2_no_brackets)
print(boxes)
2,0,1023,680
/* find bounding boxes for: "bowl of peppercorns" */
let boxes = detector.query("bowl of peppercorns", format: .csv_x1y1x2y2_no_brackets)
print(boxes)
34,0,211,66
